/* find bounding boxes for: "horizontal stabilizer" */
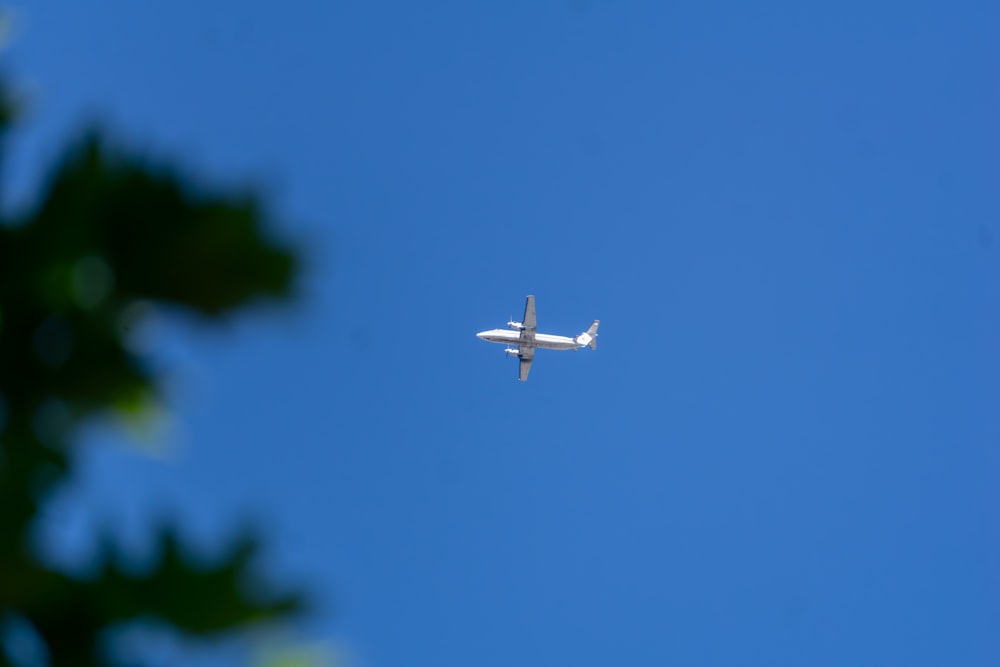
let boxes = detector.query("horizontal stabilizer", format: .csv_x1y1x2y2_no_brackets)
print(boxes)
576,320,599,350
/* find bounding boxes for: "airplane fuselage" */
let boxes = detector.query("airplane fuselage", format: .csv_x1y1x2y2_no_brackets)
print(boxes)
476,329,579,351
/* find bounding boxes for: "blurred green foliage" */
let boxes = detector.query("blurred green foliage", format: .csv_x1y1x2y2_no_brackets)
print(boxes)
0,78,305,666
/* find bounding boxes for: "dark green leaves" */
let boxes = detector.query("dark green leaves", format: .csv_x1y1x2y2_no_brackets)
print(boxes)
0,78,307,666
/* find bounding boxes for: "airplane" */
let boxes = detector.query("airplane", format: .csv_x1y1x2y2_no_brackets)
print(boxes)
476,295,599,381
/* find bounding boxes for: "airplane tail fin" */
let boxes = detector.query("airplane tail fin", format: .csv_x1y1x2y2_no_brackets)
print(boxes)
575,320,599,350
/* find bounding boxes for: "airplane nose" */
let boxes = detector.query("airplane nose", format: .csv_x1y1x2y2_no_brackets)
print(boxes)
476,331,486,339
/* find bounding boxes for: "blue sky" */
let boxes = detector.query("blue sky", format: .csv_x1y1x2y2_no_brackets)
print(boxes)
7,1,1000,665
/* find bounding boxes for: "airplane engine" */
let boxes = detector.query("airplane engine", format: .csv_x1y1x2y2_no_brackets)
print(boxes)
507,321,524,330
504,348,520,357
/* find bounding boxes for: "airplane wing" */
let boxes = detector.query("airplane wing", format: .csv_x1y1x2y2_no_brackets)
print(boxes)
519,294,537,348
518,347,534,382
522,295,536,332
518,295,537,380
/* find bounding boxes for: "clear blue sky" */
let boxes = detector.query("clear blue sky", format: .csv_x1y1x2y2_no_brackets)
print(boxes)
8,1,1000,665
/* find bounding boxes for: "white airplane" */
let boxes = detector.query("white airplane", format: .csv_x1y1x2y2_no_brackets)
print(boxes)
476,295,599,381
